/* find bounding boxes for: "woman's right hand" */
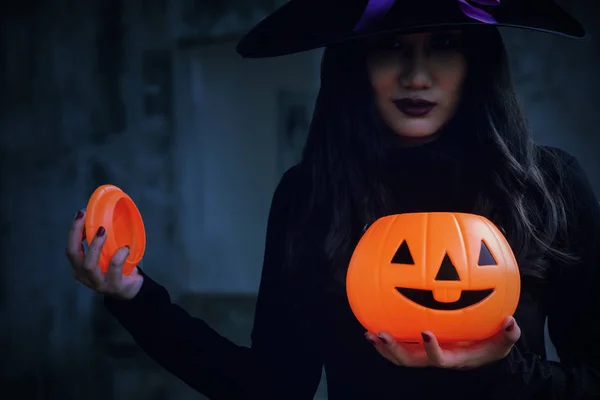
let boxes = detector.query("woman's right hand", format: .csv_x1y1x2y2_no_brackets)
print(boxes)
66,209,143,300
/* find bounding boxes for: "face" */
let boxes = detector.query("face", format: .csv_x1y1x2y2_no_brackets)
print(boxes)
366,30,468,140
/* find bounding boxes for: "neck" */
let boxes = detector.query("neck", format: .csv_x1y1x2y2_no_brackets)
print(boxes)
395,131,442,148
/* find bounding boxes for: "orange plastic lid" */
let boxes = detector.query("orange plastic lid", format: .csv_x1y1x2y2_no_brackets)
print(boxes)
84,184,146,276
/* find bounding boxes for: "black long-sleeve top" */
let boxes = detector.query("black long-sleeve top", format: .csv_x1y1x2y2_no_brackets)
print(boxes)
104,142,600,399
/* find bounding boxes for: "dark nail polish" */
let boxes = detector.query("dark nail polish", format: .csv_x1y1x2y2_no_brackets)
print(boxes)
74,210,84,220
377,334,388,345
125,245,130,249
96,226,105,237
421,332,431,343
505,320,515,332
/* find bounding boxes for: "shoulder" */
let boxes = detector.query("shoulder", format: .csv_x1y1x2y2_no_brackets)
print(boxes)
269,163,312,223
535,145,576,171
535,145,599,222
275,163,310,202
534,145,585,189
279,163,308,187
533,146,600,240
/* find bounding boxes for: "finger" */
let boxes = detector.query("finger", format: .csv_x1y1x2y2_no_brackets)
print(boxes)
377,332,429,367
66,210,86,267
80,207,87,241
71,264,93,286
493,316,521,359
73,272,92,288
441,319,521,369
82,226,107,285
501,316,521,347
365,332,400,365
453,341,476,348
475,317,520,357
106,246,130,289
421,331,447,367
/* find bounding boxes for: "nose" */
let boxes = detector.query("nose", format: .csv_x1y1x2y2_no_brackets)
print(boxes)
400,51,433,90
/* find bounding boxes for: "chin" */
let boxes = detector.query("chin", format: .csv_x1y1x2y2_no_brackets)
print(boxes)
393,121,440,139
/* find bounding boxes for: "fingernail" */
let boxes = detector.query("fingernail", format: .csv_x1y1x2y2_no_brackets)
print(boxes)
125,245,130,249
364,334,376,346
96,226,105,237
377,334,388,345
505,320,515,332
74,210,84,220
421,332,431,343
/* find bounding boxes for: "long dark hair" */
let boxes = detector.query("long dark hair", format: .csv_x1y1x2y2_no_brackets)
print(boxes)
290,26,574,283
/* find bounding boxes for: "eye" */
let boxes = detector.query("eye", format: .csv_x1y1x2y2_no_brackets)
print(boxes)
435,253,461,281
392,240,414,264
430,33,460,50
388,40,403,50
372,37,403,51
478,240,497,266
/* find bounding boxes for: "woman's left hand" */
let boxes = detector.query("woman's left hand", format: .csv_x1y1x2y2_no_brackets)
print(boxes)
365,316,521,369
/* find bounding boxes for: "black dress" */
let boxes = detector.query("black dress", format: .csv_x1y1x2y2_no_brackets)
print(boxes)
104,138,600,399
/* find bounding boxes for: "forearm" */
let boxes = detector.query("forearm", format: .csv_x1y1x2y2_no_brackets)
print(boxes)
103,273,261,399
104,273,323,399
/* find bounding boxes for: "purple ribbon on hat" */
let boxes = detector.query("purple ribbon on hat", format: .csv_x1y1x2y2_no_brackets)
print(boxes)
457,0,500,24
353,0,501,32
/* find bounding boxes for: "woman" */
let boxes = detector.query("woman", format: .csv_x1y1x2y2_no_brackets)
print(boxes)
65,0,600,399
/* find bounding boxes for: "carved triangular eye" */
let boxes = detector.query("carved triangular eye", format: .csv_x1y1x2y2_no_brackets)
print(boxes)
392,240,414,264
478,240,497,266
435,253,460,281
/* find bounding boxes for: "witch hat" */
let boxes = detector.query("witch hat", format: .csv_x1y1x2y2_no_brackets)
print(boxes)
236,0,587,58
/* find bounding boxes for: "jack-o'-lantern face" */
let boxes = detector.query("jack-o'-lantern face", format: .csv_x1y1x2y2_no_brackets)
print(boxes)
346,212,521,343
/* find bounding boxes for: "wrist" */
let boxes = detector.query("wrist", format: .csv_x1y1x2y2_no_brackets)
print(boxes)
108,275,144,301
124,275,144,300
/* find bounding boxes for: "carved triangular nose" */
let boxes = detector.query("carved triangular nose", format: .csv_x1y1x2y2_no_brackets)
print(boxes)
435,253,460,281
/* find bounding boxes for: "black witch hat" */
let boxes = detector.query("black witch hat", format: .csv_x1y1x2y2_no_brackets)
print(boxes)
236,0,587,58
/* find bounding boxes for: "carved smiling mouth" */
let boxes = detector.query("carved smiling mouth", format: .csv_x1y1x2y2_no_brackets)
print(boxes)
395,287,494,310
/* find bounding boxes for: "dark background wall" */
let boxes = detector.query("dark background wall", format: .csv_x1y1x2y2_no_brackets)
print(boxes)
1,0,598,399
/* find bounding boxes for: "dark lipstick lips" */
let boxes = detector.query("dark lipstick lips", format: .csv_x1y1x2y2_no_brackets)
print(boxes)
394,98,437,117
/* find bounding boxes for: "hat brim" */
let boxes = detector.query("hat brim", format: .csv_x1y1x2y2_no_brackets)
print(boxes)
236,0,587,58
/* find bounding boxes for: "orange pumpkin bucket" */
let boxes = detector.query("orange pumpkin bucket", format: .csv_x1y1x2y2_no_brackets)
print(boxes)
346,212,521,344
84,185,146,276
